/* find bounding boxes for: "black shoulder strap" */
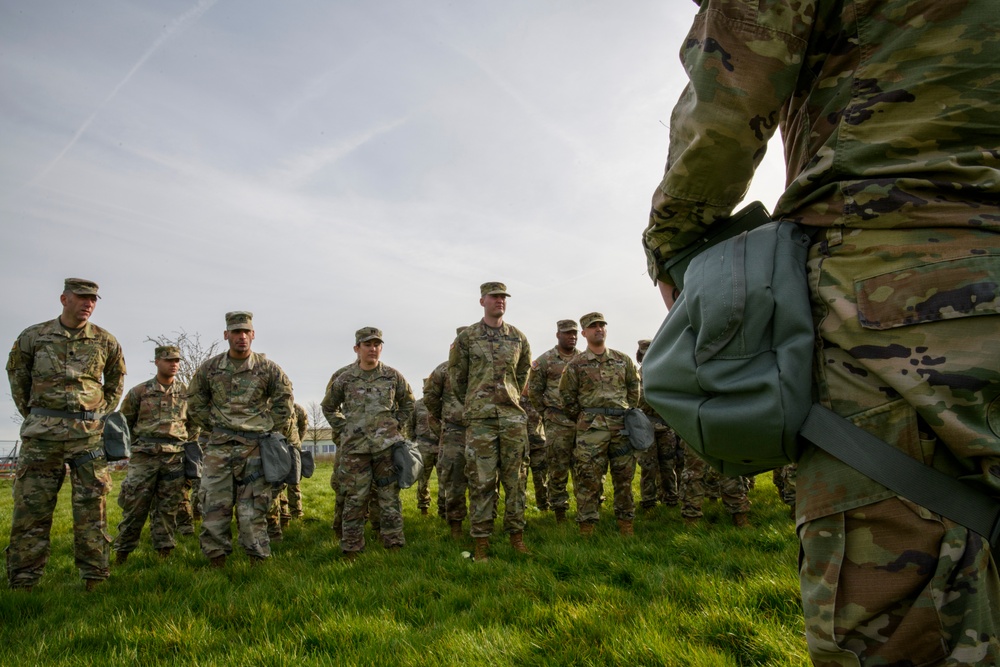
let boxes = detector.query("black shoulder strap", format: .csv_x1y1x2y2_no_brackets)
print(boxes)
801,404,1000,551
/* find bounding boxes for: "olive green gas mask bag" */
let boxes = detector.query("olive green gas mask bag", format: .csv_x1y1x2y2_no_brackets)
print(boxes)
642,213,814,476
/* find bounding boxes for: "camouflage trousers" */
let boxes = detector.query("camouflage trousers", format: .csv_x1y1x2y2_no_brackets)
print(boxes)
798,226,1000,665
338,447,403,553
543,419,577,512
772,464,796,509
5,435,111,588
573,426,636,524
414,438,443,514
679,442,749,519
465,416,528,538
331,450,379,537
175,478,200,535
113,450,186,554
437,424,469,523
527,431,548,510
266,484,287,539
198,441,274,560
638,426,682,508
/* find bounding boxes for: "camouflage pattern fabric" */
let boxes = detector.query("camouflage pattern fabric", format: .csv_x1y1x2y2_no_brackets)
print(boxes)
322,361,413,553
646,3,1000,662
522,396,548,511
114,451,186,553
114,376,196,553
187,351,293,561
559,348,641,524
330,449,380,538
412,399,443,514
5,436,111,587
450,320,532,538
284,403,308,518
679,442,749,519
637,426,682,509
527,346,578,513
6,317,125,588
174,479,198,535
423,361,468,522
338,448,402,552
465,416,528,538
772,464,796,510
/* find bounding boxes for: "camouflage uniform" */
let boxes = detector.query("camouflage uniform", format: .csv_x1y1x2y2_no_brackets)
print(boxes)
187,313,294,563
644,2,1000,663
678,441,750,520
322,349,414,555
527,341,579,515
267,402,308,538
114,350,198,558
521,395,548,511
5,279,126,588
423,356,469,527
636,340,683,509
558,319,641,527
772,464,796,516
411,399,443,516
449,311,531,540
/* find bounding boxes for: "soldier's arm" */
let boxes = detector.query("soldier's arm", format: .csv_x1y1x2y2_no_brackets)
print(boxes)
448,336,469,406
267,363,294,430
515,333,531,393
394,375,415,438
321,374,347,440
526,357,546,413
625,357,641,408
185,364,213,432
102,337,127,411
296,404,308,441
6,333,33,418
558,363,581,421
422,367,444,421
119,386,141,432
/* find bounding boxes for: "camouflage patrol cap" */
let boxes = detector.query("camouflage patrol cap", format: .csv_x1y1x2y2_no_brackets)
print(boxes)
557,319,578,332
155,345,182,360
579,312,607,328
64,278,100,298
225,311,254,331
637,339,652,353
480,282,510,297
355,327,383,344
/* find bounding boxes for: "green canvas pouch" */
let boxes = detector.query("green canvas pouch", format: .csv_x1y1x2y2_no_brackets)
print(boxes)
260,432,292,484
642,218,814,476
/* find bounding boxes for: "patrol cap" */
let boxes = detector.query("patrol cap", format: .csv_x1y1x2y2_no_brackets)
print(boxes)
155,345,182,360
225,311,254,331
480,282,510,297
557,319,578,332
579,312,607,328
637,339,652,353
64,278,100,298
355,327,383,344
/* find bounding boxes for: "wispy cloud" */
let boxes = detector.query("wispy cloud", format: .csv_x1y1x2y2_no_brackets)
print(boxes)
29,0,219,186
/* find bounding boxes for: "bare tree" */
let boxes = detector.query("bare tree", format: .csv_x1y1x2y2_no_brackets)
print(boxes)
145,329,221,385
306,401,328,447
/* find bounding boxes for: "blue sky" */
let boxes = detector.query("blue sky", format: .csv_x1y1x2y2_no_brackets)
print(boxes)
0,0,786,441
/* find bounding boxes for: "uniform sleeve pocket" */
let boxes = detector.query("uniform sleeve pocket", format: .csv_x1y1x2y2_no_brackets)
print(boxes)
856,255,1000,330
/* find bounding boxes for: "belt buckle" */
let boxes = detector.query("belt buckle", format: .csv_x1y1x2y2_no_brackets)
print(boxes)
82,411,97,421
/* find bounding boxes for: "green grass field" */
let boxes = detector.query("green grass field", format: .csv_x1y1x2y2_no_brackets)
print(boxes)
0,464,809,666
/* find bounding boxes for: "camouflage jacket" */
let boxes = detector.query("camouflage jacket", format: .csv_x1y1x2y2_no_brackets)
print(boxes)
558,348,640,430
119,377,198,453
520,394,545,447
643,0,1000,283
423,360,464,429
321,361,414,455
283,402,308,448
527,346,578,427
637,368,671,432
449,320,531,421
186,351,294,444
411,399,437,446
7,318,127,440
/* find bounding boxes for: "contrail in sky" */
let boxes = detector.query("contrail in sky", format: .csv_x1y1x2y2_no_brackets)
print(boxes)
30,0,219,186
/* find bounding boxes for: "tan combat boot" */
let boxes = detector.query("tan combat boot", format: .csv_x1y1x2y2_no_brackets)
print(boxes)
554,508,567,523
473,537,490,562
509,532,529,554
579,522,595,537
617,519,634,537
732,512,750,528
449,521,464,540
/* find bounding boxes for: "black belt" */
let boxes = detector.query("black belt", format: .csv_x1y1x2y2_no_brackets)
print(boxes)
137,436,183,445
30,407,104,421
583,407,627,416
213,427,266,440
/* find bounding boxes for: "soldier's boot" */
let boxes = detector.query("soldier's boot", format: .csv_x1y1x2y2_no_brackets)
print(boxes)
617,519,634,537
280,517,290,530
157,548,172,560
554,508,567,523
114,551,129,566
249,556,266,567
343,551,358,562
210,555,227,569
683,516,700,528
449,521,464,540
473,537,490,562
420,507,429,516
579,522,595,537
84,579,104,592
509,532,529,555
732,512,750,528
